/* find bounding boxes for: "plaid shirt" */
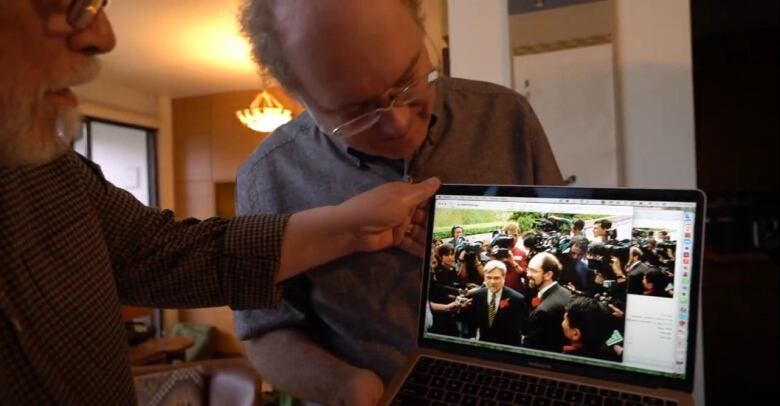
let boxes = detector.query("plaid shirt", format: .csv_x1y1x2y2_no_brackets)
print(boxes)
0,151,289,404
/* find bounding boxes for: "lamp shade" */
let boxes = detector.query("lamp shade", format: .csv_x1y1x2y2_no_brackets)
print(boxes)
236,90,292,133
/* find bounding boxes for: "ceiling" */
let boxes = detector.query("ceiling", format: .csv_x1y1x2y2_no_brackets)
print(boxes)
98,0,265,98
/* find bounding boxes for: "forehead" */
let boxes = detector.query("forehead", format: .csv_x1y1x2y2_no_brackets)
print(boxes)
282,0,423,109
486,268,504,277
529,255,546,269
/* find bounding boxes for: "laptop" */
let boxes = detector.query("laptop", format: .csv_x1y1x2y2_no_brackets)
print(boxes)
381,185,705,406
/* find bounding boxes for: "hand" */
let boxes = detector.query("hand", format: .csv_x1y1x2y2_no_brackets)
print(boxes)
446,298,472,312
400,199,431,258
505,255,521,273
610,256,625,277
331,368,384,406
608,304,624,318
338,177,440,255
595,273,605,285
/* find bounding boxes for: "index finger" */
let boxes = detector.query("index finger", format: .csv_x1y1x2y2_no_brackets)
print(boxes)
400,177,440,207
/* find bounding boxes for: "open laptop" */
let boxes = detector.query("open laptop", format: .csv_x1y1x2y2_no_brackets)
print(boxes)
382,185,705,406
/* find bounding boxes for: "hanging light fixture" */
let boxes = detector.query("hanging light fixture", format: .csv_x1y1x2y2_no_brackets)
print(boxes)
236,70,292,133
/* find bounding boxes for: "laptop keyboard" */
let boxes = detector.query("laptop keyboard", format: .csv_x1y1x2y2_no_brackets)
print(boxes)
391,356,677,406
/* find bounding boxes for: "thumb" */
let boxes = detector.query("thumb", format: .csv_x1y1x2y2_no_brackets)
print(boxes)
401,177,441,206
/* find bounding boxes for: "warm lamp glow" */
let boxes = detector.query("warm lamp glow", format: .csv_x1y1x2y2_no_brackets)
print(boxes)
177,12,257,74
236,90,292,133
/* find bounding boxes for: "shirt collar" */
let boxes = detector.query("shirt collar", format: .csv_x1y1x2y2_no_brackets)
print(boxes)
489,288,503,303
537,281,558,299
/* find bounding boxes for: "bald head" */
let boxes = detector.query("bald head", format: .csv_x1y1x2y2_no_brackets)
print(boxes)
527,252,562,290
241,0,423,101
240,0,435,160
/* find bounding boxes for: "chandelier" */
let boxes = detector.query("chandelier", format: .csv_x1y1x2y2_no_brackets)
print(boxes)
236,89,292,133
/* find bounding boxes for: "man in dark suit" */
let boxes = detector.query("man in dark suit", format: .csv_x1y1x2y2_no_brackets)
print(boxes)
466,260,527,346
559,236,593,293
626,246,651,295
524,252,573,352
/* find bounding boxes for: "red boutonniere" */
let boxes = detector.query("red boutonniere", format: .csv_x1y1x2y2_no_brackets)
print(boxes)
531,297,542,308
499,298,510,309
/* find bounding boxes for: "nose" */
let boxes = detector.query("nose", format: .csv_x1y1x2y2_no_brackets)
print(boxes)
67,11,116,54
375,104,412,136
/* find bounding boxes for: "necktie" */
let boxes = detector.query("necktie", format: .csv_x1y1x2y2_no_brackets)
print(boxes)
488,293,496,327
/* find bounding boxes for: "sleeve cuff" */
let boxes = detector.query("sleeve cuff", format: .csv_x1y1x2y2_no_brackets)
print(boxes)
222,213,292,309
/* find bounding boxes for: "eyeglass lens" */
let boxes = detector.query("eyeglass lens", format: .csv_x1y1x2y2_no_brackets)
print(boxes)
67,0,106,30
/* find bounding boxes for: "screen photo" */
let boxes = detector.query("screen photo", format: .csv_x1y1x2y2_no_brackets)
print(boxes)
424,194,697,379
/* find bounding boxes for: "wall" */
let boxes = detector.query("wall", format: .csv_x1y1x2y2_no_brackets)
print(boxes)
172,88,303,354
447,0,512,87
613,0,697,189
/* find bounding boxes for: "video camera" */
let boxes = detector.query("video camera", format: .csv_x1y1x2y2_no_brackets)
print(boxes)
534,213,570,234
589,242,630,260
657,241,677,253
455,238,483,261
489,233,515,260
593,291,625,311
655,241,677,270
524,231,572,257
557,236,573,254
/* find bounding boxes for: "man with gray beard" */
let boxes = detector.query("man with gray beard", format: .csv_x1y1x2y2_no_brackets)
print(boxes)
0,1,440,403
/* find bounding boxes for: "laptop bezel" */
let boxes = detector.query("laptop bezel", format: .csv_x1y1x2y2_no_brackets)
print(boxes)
418,184,705,393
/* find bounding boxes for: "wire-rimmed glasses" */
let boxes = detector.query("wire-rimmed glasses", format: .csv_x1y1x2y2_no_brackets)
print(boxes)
67,0,108,31
325,68,440,138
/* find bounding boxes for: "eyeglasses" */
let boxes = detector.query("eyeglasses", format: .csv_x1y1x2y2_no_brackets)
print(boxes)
325,68,440,138
67,0,108,31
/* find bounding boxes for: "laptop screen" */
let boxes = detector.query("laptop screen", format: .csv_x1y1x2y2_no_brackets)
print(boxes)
420,185,704,390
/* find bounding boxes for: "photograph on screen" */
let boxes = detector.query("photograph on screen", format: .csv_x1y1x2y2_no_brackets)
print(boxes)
426,207,629,364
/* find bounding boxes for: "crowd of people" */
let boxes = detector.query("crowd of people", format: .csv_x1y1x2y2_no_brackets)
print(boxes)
426,218,679,362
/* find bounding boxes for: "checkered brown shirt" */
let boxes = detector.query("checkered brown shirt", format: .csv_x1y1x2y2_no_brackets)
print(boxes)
0,151,289,404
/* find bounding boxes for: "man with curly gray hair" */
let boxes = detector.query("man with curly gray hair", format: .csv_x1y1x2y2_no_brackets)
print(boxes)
233,1,563,404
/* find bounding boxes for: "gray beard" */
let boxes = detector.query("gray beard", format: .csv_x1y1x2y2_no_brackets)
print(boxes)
0,99,83,167
0,58,99,168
